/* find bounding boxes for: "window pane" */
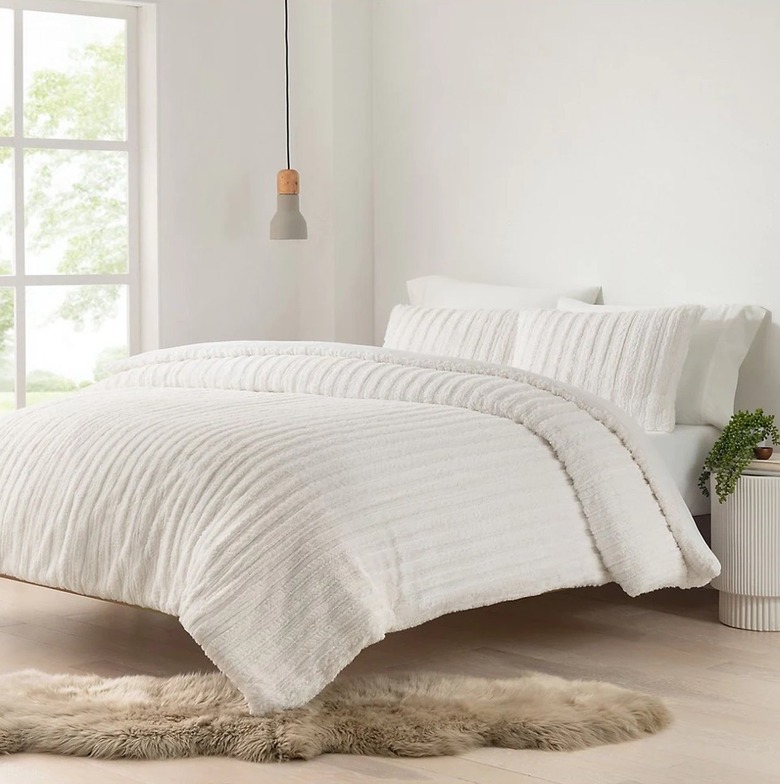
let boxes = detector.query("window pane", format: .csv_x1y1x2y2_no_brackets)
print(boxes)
25,149,128,275
26,285,127,405
0,10,11,137
0,287,13,415
0,153,11,275
23,11,126,141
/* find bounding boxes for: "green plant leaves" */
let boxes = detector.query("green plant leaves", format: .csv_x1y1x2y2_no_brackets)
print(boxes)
699,409,780,503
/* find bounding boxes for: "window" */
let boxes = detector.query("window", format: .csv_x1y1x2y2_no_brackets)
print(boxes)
0,0,138,414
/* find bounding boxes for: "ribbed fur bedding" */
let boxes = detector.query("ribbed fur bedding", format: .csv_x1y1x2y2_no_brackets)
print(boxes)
0,342,719,713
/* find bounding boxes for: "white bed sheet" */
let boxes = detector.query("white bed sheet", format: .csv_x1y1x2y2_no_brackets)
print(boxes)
646,425,720,516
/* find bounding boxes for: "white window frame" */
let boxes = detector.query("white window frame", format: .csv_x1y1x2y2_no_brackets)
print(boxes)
0,0,139,409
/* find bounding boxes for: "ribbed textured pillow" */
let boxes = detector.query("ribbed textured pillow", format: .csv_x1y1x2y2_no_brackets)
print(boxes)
384,305,517,365
557,298,766,429
511,307,703,432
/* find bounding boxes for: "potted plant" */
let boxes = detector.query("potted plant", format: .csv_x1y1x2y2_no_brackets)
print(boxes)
699,409,780,504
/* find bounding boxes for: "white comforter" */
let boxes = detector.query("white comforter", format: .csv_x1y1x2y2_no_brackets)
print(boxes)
0,342,719,713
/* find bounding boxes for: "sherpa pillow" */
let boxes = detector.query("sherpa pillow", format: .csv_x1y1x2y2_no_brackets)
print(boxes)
557,298,766,429
511,306,704,432
384,305,517,366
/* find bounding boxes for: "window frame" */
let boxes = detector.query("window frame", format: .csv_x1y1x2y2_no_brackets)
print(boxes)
0,0,140,409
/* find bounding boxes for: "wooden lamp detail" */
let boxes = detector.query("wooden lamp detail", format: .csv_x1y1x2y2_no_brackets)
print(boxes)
271,168,307,240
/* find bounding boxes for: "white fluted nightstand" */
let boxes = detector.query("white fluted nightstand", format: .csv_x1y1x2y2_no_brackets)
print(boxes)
711,474,780,631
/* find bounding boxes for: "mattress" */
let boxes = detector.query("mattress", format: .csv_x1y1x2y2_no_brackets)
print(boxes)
646,425,720,516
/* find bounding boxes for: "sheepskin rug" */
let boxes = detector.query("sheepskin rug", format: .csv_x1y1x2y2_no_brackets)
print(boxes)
0,670,670,761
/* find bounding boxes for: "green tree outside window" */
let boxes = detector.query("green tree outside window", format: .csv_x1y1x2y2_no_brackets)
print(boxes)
0,32,127,410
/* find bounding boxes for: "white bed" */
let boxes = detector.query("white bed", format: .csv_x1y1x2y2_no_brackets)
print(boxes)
645,425,720,516
0,282,743,714
0,342,719,714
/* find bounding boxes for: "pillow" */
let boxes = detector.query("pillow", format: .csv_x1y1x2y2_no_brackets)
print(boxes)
557,299,766,429
511,306,703,432
384,305,517,365
407,276,601,310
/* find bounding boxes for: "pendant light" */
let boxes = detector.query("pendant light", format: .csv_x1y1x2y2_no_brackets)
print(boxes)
270,0,308,240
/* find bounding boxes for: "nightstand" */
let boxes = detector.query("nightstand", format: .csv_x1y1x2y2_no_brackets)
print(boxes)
711,475,780,631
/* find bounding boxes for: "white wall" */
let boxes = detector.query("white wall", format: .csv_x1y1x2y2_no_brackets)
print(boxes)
373,0,780,413
151,0,373,350
154,0,298,349
157,0,340,346
294,0,374,344
332,0,373,345
291,0,335,342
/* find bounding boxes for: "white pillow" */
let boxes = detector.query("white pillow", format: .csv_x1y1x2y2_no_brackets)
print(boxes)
407,276,601,310
511,306,703,432
384,305,517,365
557,299,766,429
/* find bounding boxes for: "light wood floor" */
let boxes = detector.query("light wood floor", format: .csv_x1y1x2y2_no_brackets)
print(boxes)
0,578,777,783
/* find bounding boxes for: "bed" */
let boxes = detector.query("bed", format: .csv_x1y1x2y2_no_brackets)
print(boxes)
646,425,720,516
0,341,719,714
3,276,765,714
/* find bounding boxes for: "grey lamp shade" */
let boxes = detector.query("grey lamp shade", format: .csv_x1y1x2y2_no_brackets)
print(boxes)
270,193,308,240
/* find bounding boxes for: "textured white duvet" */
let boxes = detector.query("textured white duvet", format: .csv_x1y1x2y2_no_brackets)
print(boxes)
0,342,719,713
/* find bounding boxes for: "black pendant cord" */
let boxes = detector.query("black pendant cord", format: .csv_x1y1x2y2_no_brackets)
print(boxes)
284,0,291,170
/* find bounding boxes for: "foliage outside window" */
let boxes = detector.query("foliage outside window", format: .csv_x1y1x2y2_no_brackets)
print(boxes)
0,3,137,414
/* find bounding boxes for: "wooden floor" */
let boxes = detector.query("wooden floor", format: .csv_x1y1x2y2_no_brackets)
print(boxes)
0,579,778,783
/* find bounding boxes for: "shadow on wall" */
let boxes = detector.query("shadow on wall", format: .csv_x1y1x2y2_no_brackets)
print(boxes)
737,314,775,414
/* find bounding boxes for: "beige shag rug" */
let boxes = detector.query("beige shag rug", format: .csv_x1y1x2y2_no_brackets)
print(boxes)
0,670,670,761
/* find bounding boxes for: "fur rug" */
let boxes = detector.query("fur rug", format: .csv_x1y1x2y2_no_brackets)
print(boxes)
0,670,670,761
